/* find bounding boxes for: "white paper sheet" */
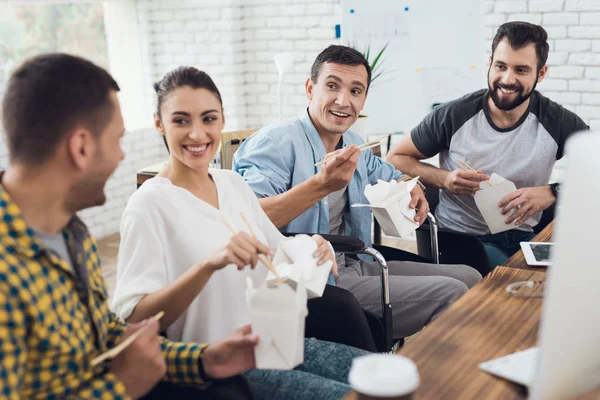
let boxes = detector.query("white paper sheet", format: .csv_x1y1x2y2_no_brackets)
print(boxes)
473,173,517,234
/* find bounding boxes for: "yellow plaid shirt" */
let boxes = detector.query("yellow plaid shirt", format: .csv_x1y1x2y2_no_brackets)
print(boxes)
0,185,208,399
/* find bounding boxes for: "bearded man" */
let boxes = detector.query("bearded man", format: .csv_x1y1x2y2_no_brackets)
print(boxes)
386,21,589,267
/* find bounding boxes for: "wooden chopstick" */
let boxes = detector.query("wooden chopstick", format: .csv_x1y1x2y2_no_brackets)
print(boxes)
239,213,282,280
315,140,385,167
458,159,493,187
357,135,390,149
222,218,283,283
91,311,165,367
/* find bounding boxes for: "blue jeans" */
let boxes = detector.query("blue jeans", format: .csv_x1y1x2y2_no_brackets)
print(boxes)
479,229,536,269
244,337,367,400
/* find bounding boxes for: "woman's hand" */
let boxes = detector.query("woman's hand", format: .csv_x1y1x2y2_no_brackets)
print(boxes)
311,234,338,278
206,232,272,271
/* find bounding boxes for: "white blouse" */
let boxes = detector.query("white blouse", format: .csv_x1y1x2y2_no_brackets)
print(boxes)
111,169,284,343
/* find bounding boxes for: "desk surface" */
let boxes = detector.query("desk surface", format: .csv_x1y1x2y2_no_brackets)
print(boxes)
396,220,600,399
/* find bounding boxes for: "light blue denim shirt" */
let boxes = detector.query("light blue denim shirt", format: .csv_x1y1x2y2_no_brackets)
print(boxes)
233,111,404,283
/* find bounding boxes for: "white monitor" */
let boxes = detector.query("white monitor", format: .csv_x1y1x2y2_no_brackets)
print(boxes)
480,131,600,399
531,130,600,399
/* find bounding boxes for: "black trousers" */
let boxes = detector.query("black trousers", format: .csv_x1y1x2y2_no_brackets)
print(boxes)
142,377,254,400
305,284,377,352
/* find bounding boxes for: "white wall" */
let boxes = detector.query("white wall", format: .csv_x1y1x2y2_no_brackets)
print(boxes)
1,0,600,239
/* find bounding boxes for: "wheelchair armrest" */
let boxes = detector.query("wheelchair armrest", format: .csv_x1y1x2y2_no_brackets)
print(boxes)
281,232,366,253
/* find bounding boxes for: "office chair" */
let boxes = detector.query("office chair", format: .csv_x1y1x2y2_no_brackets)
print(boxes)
415,187,556,277
283,213,440,354
221,129,257,170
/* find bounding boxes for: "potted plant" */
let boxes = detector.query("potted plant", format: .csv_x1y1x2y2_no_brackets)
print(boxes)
352,43,389,138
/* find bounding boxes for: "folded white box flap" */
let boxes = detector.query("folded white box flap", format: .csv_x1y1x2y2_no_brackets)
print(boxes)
352,178,420,238
269,235,331,298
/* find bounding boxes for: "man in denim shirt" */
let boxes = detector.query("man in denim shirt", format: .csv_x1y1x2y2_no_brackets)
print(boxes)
234,45,482,338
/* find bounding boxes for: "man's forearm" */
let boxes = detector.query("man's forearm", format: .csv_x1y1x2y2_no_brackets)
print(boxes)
258,177,329,228
387,154,448,189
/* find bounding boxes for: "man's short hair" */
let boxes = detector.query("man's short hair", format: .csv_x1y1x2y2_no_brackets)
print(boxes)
491,21,549,71
310,45,372,91
1,53,120,165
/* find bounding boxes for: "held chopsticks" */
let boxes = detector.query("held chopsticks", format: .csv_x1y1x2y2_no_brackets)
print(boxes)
222,216,284,283
90,311,165,367
457,159,493,187
315,135,391,167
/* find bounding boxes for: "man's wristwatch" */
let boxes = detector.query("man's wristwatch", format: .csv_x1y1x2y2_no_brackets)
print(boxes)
415,179,426,191
403,175,426,191
549,182,560,199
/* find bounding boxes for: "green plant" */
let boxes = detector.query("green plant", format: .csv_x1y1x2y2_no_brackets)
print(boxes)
360,42,389,86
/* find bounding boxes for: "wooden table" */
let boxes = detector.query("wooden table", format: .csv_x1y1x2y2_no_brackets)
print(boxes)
394,220,600,399
136,161,166,188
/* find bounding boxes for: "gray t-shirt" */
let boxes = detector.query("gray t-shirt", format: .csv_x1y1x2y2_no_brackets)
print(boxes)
37,231,73,271
411,89,589,236
37,231,88,291
328,187,349,269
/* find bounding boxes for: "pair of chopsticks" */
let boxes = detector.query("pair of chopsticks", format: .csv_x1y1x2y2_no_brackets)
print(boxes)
222,214,284,284
315,135,390,167
91,311,165,367
456,159,493,187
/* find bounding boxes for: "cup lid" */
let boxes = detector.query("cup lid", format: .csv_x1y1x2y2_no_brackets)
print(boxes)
348,354,420,397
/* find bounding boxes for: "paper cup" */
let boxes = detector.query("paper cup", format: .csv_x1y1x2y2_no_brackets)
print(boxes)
349,354,420,399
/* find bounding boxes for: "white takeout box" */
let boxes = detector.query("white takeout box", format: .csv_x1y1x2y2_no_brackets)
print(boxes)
245,274,307,370
351,178,420,238
266,234,333,299
474,173,522,234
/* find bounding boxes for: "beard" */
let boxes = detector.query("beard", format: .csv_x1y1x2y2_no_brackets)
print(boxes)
67,173,108,212
488,68,537,111
66,150,115,213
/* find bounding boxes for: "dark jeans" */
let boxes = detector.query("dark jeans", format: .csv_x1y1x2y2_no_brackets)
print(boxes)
306,284,377,352
479,229,536,268
142,377,254,400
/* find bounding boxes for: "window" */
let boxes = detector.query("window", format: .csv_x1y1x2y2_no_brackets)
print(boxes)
0,2,109,94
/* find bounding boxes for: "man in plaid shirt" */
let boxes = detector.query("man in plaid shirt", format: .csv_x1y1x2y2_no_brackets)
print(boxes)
0,54,258,399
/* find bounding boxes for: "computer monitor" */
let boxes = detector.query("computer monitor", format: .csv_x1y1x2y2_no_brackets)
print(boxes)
530,130,600,399
479,131,600,399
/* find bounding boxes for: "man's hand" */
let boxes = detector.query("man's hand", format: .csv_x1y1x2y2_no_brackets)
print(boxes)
443,169,489,194
499,186,556,226
203,325,259,379
110,320,166,399
206,232,272,272
311,234,338,278
408,184,429,225
315,145,360,194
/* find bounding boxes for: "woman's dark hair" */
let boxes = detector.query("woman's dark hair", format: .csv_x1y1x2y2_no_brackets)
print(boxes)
153,67,223,151
491,21,549,72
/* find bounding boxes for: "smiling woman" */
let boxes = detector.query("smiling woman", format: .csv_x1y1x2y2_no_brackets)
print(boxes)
111,66,375,399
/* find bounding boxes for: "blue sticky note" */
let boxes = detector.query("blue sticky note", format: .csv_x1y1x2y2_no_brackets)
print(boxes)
335,24,341,38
